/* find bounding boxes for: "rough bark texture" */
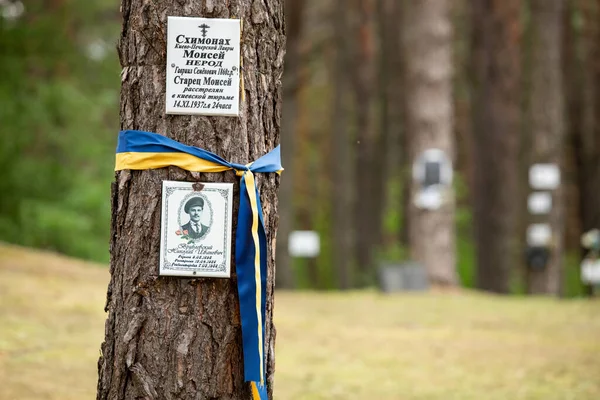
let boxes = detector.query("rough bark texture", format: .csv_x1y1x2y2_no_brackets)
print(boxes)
471,0,522,293
331,0,353,289
275,0,305,289
96,1,285,399
405,0,457,286
527,0,564,295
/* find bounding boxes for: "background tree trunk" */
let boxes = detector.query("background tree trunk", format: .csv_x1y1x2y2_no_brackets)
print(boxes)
349,0,376,285
581,0,600,233
527,0,565,295
351,0,376,286
96,1,285,399
373,0,390,263
404,0,457,286
276,0,305,290
576,0,600,295
376,0,404,260
471,0,522,293
330,0,353,289
562,0,583,275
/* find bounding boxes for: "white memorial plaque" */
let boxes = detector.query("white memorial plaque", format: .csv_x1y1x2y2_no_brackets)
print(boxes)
527,223,552,247
528,192,552,214
166,16,241,116
159,181,233,277
412,148,453,187
414,186,444,210
529,164,560,190
288,231,320,258
581,259,600,284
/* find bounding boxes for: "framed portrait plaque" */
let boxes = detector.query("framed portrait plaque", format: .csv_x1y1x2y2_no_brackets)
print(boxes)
159,180,233,278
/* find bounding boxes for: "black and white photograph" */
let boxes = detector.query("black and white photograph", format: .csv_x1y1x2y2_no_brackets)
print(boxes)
178,195,212,241
159,180,233,277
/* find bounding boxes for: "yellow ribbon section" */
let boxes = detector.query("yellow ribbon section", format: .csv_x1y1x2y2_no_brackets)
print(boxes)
242,170,264,385
116,152,231,173
251,382,261,399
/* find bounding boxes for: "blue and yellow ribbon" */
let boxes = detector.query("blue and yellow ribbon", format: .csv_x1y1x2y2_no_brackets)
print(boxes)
115,130,281,399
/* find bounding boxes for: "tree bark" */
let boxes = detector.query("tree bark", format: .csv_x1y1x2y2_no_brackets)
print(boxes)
575,0,600,295
582,0,600,232
331,0,353,289
404,0,457,286
561,0,582,272
527,0,565,295
276,0,305,289
97,1,285,399
373,0,389,262
471,0,522,293
351,0,377,285
375,0,402,258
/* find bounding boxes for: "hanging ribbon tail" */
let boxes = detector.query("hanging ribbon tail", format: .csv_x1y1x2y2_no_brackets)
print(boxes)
236,171,268,389
251,381,268,400
254,183,268,324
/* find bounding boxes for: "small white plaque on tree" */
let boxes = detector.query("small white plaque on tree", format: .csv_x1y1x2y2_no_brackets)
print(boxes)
529,164,560,190
527,223,552,247
527,192,552,214
159,181,233,278
288,231,320,258
166,16,241,116
581,258,600,284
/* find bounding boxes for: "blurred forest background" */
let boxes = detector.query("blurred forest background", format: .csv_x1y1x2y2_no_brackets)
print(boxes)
1,0,599,297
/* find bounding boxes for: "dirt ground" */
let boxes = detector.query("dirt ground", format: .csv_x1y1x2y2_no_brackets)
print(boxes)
1,243,599,399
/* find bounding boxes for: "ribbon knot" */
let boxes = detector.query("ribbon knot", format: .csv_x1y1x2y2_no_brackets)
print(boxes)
114,130,281,400
232,162,253,177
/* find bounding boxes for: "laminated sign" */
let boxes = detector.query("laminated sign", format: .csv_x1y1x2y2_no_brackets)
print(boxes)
159,181,234,278
166,16,241,116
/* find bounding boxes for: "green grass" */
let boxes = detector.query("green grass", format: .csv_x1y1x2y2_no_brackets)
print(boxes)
1,243,599,399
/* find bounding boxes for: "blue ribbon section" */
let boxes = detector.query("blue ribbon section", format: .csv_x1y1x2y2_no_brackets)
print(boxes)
115,130,281,399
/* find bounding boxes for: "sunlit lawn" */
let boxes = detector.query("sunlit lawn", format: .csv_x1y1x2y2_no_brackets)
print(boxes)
1,243,599,399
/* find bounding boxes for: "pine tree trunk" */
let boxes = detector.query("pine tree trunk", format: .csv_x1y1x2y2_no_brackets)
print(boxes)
373,0,390,264
96,1,284,399
404,0,457,286
527,0,564,295
276,0,305,289
471,0,522,293
376,0,403,259
582,0,600,233
562,0,583,267
331,0,353,289
577,0,600,295
351,0,376,285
